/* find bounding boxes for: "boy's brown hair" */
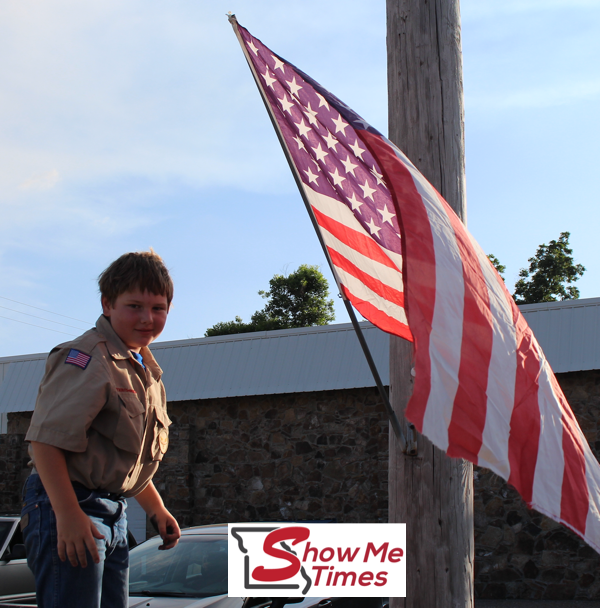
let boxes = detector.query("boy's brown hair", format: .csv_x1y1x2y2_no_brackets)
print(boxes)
98,250,174,306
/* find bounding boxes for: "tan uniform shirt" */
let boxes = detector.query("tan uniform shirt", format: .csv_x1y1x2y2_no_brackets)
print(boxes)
26,315,171,498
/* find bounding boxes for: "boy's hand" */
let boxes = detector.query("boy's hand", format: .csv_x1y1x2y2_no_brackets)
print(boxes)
150,510,181,550
56,507,105,567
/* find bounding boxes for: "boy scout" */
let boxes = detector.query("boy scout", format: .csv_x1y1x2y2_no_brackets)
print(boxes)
22,250,181,608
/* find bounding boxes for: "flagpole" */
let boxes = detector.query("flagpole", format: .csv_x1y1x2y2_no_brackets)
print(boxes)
228,14,406,451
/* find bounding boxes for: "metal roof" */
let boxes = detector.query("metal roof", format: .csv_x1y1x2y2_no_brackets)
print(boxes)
0,322,389,414
519,297,600,374
1,297,599,414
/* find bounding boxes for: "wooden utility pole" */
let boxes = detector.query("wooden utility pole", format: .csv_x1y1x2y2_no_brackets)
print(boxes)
386,1,473,607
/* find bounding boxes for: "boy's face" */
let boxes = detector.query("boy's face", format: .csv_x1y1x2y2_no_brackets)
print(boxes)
101,289,169,353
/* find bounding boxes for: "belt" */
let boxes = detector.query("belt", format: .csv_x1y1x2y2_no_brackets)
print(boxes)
72,481,124,501
30,471,124,501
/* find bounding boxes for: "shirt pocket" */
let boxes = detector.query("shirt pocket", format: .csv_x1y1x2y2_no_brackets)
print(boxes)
150,404,171,462
112,392,146,455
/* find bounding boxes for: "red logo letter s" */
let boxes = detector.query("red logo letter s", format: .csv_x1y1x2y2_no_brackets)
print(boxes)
252,527,310,582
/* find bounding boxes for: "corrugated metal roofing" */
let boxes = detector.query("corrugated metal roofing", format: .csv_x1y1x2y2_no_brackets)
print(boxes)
1,297,599,414
151,322,389,401
0,354,47,414
0,322,389,414
519,297,600,373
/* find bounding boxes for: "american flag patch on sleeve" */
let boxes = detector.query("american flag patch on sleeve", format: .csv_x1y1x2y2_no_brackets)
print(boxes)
65,349,91,370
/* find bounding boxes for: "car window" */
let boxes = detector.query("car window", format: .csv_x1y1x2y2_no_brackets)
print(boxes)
129,535,228,598
0,521,16,558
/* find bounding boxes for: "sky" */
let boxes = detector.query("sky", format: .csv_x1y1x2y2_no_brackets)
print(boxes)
1,0,598,357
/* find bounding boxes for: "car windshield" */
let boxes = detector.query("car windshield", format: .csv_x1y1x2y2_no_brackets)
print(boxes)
129,535,228,599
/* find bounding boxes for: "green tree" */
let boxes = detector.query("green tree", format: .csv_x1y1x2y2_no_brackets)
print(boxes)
205,264,335,337
487,254,506,278
513,232,585,304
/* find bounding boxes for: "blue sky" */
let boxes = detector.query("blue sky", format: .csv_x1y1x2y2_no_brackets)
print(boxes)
1,0,598,357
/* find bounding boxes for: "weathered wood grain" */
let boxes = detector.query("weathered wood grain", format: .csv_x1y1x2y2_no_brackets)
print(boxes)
387,0,473,606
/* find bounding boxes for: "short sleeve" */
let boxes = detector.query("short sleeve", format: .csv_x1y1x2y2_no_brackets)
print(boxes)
25,347,110,452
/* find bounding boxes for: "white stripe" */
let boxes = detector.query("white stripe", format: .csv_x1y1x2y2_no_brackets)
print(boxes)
336,267,408,326
531,355,565,519
407,171,464,451
473,240,518,478
584,444,600,552
318,224,404,295
304,186,404,272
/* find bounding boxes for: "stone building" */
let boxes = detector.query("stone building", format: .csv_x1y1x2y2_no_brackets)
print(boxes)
1,297,599,600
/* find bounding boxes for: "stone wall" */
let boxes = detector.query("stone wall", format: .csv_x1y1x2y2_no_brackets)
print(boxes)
0,412,32,514
152,387,390,528
2,370,599,600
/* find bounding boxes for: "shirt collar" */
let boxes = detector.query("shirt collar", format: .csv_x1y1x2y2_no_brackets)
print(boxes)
95,315,163,381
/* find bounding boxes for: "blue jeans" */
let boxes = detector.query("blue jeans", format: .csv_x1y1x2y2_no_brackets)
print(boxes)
21,474,129,608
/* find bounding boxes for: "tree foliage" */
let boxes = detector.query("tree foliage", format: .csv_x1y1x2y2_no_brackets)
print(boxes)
487,254,506,278
205,264,335,337
513,232,585,304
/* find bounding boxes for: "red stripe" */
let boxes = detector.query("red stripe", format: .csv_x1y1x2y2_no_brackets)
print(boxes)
507,298,541,504
311,206,400,271
341,285,412,342
328,247,405,309
360,131,436,432
550,372,589,534
441,195,493,461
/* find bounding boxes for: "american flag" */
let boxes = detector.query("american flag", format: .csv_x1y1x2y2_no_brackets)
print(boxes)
65,348,91,370
233,21,411,343
232,18,600,553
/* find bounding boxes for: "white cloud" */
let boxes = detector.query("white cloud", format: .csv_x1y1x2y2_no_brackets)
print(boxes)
19,169,60,191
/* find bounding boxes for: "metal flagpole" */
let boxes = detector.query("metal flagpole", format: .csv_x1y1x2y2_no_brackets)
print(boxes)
228,14,406,452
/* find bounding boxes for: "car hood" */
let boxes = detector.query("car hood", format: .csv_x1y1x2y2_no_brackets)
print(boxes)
129,594,242,608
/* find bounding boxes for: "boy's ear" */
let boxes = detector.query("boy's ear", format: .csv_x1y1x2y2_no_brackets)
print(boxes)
101,296,112,316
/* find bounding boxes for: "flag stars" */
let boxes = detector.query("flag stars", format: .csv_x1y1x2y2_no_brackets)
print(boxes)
329,168,346,187
262,69,277,90
341,154,359,176
295,117,311,138
272,55,285,72
304,103,319,126
293,135,306,151
311,143,328,163
366,218,382,237
371,167,386,187
349,139,366,160
353,117,370,130
332,114,349,136
323,131,338,151
316,92,330,110
378,204,396,227
247,40,259,55
348,192,363,214
304,166,319,185
359,179,377,201
279,93,294,115
287,76,302,97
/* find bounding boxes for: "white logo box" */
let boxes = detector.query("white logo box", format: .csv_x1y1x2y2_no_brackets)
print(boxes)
228,523,406,598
